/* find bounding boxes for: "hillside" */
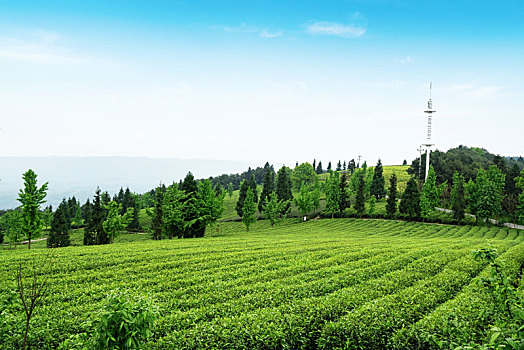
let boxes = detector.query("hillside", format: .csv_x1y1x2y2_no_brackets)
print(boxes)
2,219,523,349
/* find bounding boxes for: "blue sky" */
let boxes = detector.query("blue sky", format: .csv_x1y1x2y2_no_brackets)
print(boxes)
0,0,523,166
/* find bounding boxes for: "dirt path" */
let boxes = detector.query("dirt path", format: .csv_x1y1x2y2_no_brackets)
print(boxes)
436,207,524,230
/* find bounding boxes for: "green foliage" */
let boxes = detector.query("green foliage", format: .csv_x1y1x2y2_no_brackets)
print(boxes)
92,290,158,350
420,165,440,218
235,180,250,217
0,210,23,248
399,177,421,218
262,192,290,227
386,173,398,217
103,201,134,244
241,189,257,231
199,179,225,227
324,171,341,217
370,159,386,199
468,166,506,224
17,169,48,249
258,167,275,213
368,196,376,216
451,172,466,221
515,169,524,222
84,189,109,245
354,174,366,216
339,172,351,213
180,172,206,238
294,181,321,220
276,166,293,211
161,184,187,239
147,185,165,240
292,163,317,190
47,200,71,248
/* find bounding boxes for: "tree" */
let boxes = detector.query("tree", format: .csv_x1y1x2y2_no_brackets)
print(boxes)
354,174,366,216
47,200,71,248
386,173,398,217
258,167,275,213
516,169,524,223
276,166,293,211
420,165,440,218
84,189,108,245
292,163,317,190
324,171,341,218
343,161,347,171
348,159,356,174
316,161,323,175
41,206,53,233
103,201,134,243
336,160,342,172
399,177,421,218
236,180,250,217
370,159,386,200
468,166,506,224
227,182,234,216
199,179,225,229
339,172,351,213
450,172,466,221
162,184,186,239
148,184,165,240
247,174,259,205
327,161,332,172
369,197,376,217
72,203,83,228
262,192,290,227
242,189,257,231
0,209,23,249
403,159,407,166
180,172,206,238
312,159,316,171
294,182,320,220
17,169,48,250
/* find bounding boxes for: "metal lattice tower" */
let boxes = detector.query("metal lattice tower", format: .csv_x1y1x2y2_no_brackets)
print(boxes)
423,83,436,181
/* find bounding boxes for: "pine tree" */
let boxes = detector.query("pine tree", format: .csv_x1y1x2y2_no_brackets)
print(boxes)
386,173,398,217
451,172,466,221
84,188,108,245
227,182,234,216
354,174,365,216
276,166,293,212
420,166,440,218
324,171,341,218
248,174,258,205
236,180,250,217
399,177,421,218
258,167,275,212
336,160,342,172
47,200,71,248
180,172,206,238
348,159,356,174
149,184,165,240
369,197,376,217
343,161,347,171
327,161,332,172
17,169,48,249
242,189,257,232
339,172,351,213
313,159,316,171
316,161,323,174
162,184,186,239
370,159,386,199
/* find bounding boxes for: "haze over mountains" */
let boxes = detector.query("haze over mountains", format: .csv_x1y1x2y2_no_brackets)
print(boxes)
0,157,252,209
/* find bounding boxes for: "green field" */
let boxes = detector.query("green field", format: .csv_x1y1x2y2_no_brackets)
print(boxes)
1,219,523,349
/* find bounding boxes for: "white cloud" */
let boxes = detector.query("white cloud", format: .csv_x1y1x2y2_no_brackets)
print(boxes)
211,23,258,34
400,56,414,64
260,30,282,38
306,21,365,37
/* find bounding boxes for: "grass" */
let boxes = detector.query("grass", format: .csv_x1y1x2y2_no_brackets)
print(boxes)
1,218,523,349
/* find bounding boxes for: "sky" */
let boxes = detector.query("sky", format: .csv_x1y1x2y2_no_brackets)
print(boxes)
0,0,523,168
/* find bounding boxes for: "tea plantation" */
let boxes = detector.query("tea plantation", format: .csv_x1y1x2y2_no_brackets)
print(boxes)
1,219,524,349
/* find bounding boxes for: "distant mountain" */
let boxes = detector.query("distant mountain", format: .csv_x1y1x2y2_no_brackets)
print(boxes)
0,157,253,209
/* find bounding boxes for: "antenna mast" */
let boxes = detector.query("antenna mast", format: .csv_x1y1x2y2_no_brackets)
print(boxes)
423,82,436,181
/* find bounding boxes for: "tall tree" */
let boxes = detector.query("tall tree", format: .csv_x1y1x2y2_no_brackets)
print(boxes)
180,172,206,238
516,169,524,223
17,169,48,250
248,174,259,205
276,166,293,212
468,166,506,224
262,192,290,227
294,182,320,220
312,159,316,171
450,172,466,221
327,161,332,172
343,161,347,171
148,184,165,240
103,201,134,243
339,172,351,213
354,174,366,216
258,167,275,212
316,161,323,175
48,200,71,248
399,177,421,218
199,179,225,229
242,189,257,232
386,173,398,217
324,171,341,218
336,160,342,172
348,159,356,174
84,189,108,245
370,159,386,200
162,184,186,239
420,165,440,218
227,182,234,216
292,163,317,190
236,180,250,217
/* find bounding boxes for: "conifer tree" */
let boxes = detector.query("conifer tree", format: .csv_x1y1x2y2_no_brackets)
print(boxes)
343,161,347,171
399,177,421,218
327,161,332,172
369,197,376,217
451,172,466,221
276,166,293,212
316,161,323,174
386,173,398,217
17,169,48,249
84,189,108,245
248,174,259,204
370,159,386,199
242,189,257,232
227,182,234,216
348,159,356,174
162,184,186,239
47,200,71,248
339,172,351,213
180,172,206,238
516,169,524,223
420,166,440,218
336,160,342,172
258,167,275,212
236,180,250,217
324,171,341,218
354,174,366,216
313,159,316,171
149,184,165,240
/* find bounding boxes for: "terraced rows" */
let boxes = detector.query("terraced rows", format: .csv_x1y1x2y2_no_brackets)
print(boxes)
1,219,523,349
